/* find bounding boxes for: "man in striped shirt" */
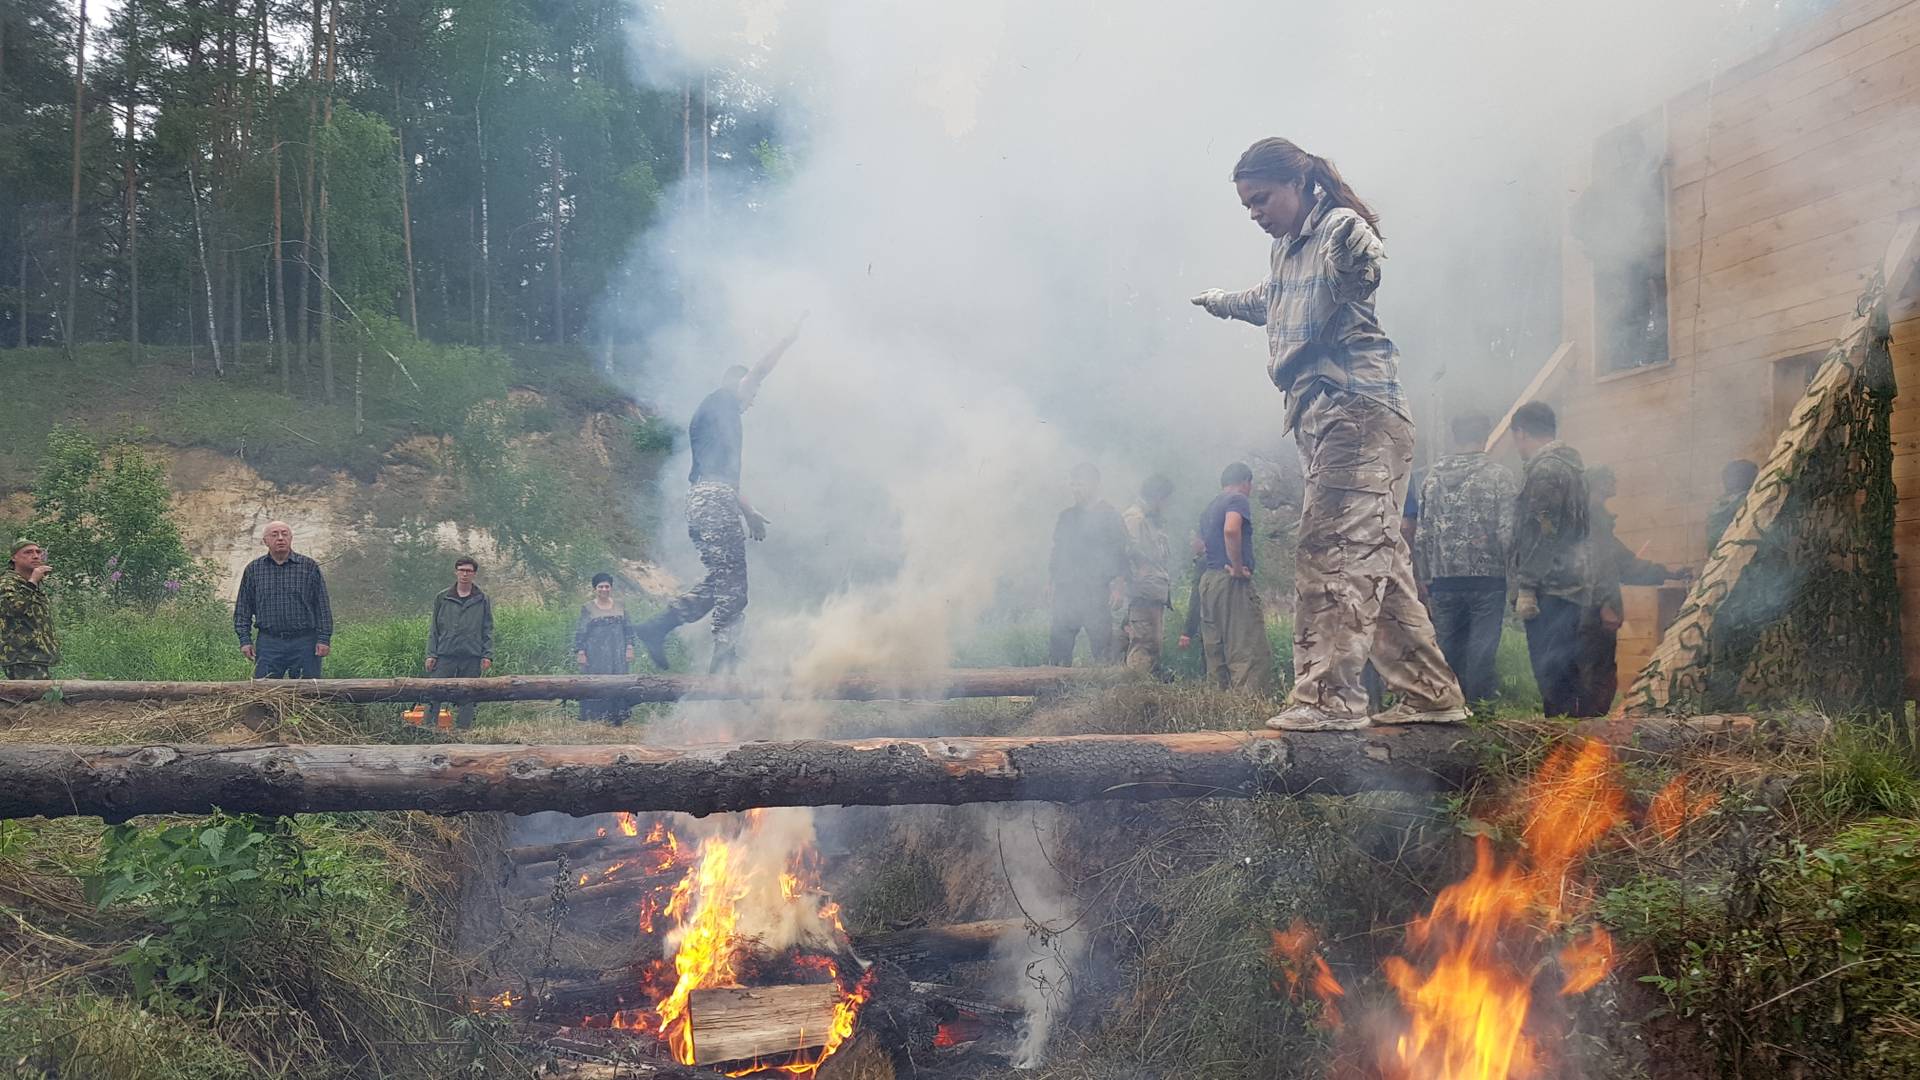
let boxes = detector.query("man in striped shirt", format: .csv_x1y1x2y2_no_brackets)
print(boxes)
234,521,334,679
1192,138,1464,731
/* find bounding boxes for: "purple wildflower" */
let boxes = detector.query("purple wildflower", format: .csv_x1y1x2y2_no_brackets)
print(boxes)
106,555,119,569
164,580,181,592
109,570,123,583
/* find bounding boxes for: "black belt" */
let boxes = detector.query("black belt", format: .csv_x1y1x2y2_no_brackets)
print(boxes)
257,628,314,639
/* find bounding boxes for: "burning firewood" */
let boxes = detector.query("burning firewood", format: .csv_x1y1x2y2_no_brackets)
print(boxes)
683,983,846,1067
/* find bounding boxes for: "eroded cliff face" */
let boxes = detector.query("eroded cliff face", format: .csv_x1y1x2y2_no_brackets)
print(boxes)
1,393,673,606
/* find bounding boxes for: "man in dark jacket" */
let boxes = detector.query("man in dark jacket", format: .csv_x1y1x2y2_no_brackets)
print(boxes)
1049,463,1130,666
424,555,494,729
1508,402,1589,717
1577,467,1679,717
235,521,333,678
1415,414,1518,706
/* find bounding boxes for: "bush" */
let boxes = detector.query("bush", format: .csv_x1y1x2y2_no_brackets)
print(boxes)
24,428,208,602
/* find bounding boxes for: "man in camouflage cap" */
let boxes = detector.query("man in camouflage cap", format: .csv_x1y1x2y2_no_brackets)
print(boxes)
0,540,58,679
1415,414,1517,705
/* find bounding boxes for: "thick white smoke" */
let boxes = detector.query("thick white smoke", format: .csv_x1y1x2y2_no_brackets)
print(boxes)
613,0,1808,1062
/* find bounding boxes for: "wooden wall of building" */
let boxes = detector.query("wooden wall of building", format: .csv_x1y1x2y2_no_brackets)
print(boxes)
1552,0,1920,693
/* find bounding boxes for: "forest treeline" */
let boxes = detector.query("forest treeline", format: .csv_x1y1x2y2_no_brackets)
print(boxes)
0,0,773,389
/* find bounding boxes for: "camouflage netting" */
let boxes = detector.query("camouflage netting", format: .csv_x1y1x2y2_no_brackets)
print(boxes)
1628,256,1907,715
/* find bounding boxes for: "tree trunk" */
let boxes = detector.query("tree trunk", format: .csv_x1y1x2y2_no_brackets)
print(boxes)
396,105,419,335
0,667,1083,704
122,0,140,364
295,0,320,373
65,0,87,349
187,162,223,376
0,726,1479,820
262,0,287,391
316,0,337,401
551,143,564,343
475,104,490,346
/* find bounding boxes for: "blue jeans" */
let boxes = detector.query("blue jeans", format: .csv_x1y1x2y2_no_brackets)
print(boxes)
1523,596,1583,717
1428,577,1508,704
254,633,322,679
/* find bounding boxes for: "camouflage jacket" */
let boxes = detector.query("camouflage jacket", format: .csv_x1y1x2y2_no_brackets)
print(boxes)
1414,451,1517,582
1510,441,1590,602
1586,507,1670,614
1122,502,1173,605
1705,492,1744,553
0,572,58,668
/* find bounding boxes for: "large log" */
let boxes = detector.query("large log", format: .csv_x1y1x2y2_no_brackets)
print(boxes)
0,667,1082,705
0,727,1478,820
687,983,844,1067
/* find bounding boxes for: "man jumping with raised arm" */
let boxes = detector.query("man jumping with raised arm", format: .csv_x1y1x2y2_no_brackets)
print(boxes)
634,318,804,673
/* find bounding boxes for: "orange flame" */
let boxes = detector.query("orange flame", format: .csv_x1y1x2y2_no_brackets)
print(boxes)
1269,918,1345,1029
618,812,642,837
1646,775,1720,843
1382,738,1624,1080
643,814,869,1074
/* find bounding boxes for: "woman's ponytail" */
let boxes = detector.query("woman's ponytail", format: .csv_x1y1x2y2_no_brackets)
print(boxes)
1232,138,1382,236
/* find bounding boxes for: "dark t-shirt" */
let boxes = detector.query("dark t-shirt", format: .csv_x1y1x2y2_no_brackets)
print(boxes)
688,387,744,486
1200,490,1255,571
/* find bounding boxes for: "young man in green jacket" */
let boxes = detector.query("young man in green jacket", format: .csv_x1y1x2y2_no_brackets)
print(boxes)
424,556,494,729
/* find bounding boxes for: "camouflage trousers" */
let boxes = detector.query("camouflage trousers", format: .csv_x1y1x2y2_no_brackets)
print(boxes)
1290,392,1464,719
667,482,749,652
1123,599,1165,674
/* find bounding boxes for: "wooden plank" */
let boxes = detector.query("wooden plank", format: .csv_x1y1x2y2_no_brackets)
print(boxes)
688,984,843,1066
1676,212,1913,295
1677,40,1920,189
1484,342,1573,452
1692,8,1920,138
1697,171,1920,280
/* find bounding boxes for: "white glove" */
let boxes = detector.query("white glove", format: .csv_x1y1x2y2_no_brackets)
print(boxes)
1189,289,1227,315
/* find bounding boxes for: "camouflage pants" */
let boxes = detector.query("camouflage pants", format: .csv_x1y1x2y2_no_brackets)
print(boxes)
1197,570,1276,695
667,482,749,652
1124,599,1165,674
1290,392,1463,718
4,663,48,680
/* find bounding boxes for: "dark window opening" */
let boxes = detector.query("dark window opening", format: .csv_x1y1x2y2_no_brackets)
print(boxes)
1576,115,1670,374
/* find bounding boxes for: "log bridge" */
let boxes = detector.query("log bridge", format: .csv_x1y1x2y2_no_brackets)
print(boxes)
0,667,1083,705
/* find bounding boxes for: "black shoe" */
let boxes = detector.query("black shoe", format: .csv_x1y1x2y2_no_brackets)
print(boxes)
634,613,675,670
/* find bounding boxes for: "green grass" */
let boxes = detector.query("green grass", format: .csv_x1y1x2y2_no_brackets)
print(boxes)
50,598,637,681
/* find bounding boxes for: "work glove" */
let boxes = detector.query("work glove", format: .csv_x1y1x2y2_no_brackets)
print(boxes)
1514,588,1540,622
744,508,770,542
1189,289,1227,315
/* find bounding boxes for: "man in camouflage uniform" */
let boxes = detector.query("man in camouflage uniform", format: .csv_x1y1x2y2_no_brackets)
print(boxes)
0,540,58,679
635,320,802,674
1415,414,1517,705
1508,402,1590,718
1577,466,1679,717
1121,475,1175,676
1705,459,1758,553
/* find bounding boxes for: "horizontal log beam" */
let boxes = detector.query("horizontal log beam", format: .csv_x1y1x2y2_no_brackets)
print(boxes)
0,667,1082,706
0,726,1477,820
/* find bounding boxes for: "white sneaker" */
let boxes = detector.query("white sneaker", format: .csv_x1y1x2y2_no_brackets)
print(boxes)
1370,701,1471,725
1265,704,1371,731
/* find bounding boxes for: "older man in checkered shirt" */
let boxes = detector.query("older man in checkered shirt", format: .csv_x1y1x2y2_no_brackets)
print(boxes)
234,521,334,679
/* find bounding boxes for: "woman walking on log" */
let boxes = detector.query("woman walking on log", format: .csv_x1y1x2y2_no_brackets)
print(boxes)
1190,137,1465,732
574,572,636,725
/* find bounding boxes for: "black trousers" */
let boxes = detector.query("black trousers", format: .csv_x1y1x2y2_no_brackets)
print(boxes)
425,654,484,729
1428,577,1508,704
254,633,322,679
1574,615,1619,718
1049,585,1114,666
1523,596,1583,717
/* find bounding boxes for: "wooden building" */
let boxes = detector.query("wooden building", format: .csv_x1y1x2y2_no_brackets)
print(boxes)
1546,0,1920,694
